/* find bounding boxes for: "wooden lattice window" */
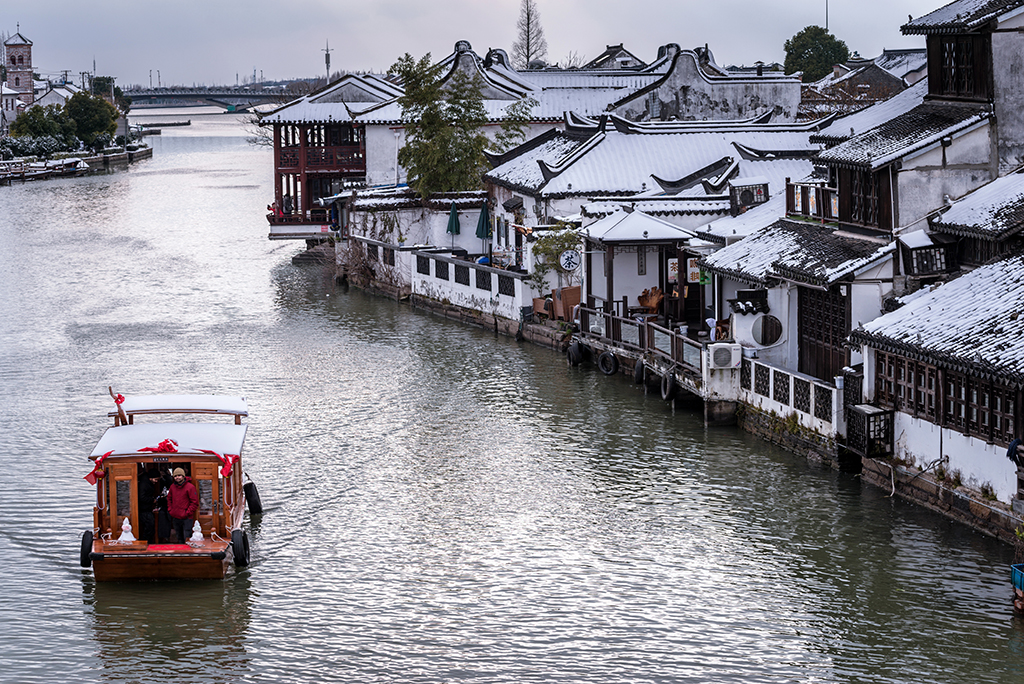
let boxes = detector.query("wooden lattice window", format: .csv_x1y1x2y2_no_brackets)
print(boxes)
942,37,975,97
741,358,752,390
384,248,395,266
497,275,514,297
455,264,470,285
435,261,449,280
367,244,378,262
851,169,877,226
945,371,967,431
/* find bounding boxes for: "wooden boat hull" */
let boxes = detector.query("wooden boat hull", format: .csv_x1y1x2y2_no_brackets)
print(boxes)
90,540,232,581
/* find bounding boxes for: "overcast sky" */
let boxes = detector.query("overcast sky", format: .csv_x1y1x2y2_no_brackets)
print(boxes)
6,0,945,87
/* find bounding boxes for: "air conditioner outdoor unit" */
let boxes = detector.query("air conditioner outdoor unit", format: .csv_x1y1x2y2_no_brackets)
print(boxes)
708,342,742,369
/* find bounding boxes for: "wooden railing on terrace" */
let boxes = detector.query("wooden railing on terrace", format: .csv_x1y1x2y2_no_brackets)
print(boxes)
578,305,703,373
786,179,837,223
276,145,365,173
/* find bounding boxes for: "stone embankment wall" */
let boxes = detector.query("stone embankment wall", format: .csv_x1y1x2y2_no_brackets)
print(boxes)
861,457,1023,545
737,404,844,470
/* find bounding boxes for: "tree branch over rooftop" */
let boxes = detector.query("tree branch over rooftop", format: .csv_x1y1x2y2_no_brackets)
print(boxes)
511,0,548,69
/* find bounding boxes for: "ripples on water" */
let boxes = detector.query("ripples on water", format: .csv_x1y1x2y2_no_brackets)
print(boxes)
1,109,1023,683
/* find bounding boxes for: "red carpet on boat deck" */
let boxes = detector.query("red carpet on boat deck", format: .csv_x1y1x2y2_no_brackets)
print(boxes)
147,544,194,551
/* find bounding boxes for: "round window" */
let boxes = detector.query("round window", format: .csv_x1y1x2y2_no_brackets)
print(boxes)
751,314,783,346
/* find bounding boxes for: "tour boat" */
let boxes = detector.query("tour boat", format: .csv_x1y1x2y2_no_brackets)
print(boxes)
80,389,262,581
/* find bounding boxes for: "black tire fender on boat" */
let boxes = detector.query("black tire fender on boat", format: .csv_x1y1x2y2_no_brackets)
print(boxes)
598,351,619,376
232,529,250,568
633,359,645,384
567,341,582,367
243,481,263,516
80,530,93,568
661,373,677,401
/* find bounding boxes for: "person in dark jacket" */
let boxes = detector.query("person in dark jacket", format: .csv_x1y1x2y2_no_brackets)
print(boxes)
167,467,199,543
138,469,165,542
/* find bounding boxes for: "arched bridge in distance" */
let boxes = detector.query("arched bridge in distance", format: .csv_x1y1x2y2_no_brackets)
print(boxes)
124,87,288,111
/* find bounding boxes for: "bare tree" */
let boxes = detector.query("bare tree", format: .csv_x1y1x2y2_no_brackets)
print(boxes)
558,51,586,69
511,0,548,69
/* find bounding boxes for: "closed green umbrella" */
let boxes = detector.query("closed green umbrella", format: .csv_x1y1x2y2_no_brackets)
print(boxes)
446,201,460,249
475,201,491,240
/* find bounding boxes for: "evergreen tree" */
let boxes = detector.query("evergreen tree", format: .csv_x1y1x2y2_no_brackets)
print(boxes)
511,0,548,69
64,92,119,149
784,26,850,83
9,104,77,147
390,53,490,198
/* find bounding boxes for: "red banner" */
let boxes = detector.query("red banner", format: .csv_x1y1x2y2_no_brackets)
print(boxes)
84,450,114,485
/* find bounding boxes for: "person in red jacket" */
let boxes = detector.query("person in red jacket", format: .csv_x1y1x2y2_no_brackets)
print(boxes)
167,467,198,543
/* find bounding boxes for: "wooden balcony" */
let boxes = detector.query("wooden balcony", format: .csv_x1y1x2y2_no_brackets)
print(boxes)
275,145,365,174
786,180,838,223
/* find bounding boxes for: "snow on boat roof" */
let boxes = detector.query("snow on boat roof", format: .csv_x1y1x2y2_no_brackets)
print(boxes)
111,395,248,416
91,423,248,458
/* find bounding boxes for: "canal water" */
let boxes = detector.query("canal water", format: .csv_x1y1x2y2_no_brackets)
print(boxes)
1,107,1022,684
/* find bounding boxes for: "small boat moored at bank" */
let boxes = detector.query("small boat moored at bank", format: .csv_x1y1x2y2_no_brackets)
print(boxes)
80,389,261,581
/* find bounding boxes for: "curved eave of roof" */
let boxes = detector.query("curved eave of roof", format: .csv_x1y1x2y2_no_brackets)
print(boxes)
849,328,1024,387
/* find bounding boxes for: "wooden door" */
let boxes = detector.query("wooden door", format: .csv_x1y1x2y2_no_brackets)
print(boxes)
192,463,221,536
798,286,849,382
107,463,138,539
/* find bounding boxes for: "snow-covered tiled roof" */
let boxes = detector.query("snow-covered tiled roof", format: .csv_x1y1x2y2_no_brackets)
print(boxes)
489,124,817,199
816,101,990,169
902,0,1024,34
810,79,929,145
581,196,731,218
3,32,31,45
931,170,1024,239
851,251,1024,385
581,208,696,243
693,194,790,243
873,49,928,79
484,132,584,194
700,219,895,287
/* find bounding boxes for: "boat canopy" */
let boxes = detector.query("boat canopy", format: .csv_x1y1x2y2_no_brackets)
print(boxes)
107,394,249,418
90,423,248,459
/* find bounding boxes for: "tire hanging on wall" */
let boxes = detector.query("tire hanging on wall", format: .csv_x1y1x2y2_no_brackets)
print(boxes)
634,360,645,385
243,481,263,516
597,351,619,376
661,373,677,401
80,530,93,568
567,341,583,367
232,529,250,567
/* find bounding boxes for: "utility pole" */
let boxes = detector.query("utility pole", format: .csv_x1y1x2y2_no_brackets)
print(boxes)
323,40,333,82
149,70,152,88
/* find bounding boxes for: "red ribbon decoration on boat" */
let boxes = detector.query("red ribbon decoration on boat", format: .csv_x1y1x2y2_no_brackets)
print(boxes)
139,439,179,453
114,394,125,405
84,450,114,485
198,449,239,477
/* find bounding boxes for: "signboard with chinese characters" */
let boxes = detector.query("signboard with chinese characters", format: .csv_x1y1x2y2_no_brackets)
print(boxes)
668,258,678,283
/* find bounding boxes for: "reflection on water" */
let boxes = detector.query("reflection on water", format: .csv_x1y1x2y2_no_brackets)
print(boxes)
0,108,1022,683
85,578,253,682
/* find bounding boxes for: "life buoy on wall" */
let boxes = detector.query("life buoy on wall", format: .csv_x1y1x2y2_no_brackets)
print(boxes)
598,351,619,375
